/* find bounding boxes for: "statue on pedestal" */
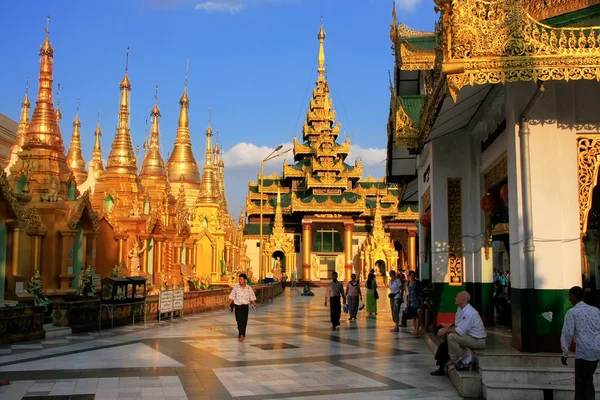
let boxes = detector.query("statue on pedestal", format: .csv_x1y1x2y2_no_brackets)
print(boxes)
78,265,96,296
127,240,146,276
26,270,51,307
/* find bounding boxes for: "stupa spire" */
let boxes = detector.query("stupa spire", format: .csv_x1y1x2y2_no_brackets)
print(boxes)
66,99,87,185
273,188,285,235
105,47,137,174
140,86,167,179
55,83,62,123
24,16,65,152
204,106,213,167
89,113,104,179
16,79,31,149
318,16,326,76
197,109,216,204
167,59,201,188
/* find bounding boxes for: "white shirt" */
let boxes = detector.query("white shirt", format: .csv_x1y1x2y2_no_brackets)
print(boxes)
229,284,257,306
389,278,402,299
455,304,487,339
561,301,600,360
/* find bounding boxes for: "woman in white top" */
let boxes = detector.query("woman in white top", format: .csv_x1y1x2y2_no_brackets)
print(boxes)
228,274,257,341
388,270,403,332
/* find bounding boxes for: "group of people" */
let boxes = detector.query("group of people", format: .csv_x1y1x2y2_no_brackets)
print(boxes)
228,271,600,400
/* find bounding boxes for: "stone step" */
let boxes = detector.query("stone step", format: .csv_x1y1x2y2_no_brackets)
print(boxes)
481,365,600,386
483,381,600,400
448,367,481,399
43,323,72,338
478,353,559,368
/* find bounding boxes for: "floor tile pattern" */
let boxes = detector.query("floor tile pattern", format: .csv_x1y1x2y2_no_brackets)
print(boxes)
0,287,461,399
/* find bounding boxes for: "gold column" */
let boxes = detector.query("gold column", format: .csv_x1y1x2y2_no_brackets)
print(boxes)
359,251,365,280
225,243,231,266
302,222,312,281
32,235,42,274
58,230,76,291
399,249,405,271
118,238,124,263
408,230,417,271
344,223,353,281
142,238,149,275
8,225,24,295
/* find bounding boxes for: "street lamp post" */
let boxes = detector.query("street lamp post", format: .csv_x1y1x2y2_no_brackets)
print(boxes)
259,145,289,282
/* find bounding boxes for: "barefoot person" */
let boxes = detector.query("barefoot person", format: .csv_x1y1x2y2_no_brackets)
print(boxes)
345,274,362,321
431,291,486,376
561,286,600,400
228,274,257,342
325,272,345,330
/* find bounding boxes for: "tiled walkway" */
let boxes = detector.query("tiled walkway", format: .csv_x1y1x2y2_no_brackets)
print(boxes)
0,287,461,399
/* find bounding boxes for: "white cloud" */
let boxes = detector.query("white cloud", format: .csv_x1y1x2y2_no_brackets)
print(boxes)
195,1,245,13
194,0,297,14
222,141,386,169
396,0,421,11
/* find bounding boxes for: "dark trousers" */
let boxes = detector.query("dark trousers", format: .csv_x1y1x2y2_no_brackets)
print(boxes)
330,296,341,327
575,359,598,400
435,338,450,367
234,304,249,337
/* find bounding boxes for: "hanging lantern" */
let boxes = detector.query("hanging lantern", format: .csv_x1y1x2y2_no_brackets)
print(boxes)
481,194,498,213
500,183,509,203
420,211,431,228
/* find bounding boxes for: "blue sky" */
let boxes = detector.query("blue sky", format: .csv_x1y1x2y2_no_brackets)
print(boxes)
0,0,438,214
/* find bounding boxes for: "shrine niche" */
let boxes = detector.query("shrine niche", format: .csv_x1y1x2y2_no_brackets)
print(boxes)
359,199,398,281
262,190,296,278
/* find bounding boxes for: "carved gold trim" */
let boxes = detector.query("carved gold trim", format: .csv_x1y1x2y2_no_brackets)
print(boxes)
443,0,600,100
395,102,421,149
484,154,508,191
422,187,431,210
526,0,600,21
448,178,463,286
399,41,436,71
577,134,600,235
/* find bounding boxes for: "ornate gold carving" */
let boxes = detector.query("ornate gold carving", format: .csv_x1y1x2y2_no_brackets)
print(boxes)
395,101,421,149
399,41,436,71
66,191,100,231
447,178,463,286
526,0,600,21
577,134,600,234
443,0,600,100
397,23,436,39
0,172,43,230
484,154,508,190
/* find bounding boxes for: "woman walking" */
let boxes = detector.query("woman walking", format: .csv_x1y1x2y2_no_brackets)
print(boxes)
228,274,257,342
346,274,362,321
366,272,378,316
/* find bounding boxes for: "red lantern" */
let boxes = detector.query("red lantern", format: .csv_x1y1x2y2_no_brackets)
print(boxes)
420,211,431,228
500,183,509,203
480,194,497,213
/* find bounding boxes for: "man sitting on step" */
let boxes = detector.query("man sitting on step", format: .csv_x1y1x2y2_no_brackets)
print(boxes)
430,291,487,376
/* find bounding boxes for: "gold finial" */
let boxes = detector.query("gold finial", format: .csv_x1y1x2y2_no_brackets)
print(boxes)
26,77,29,94
392,1,397,25
45,15,50,36
154,85,158,105
55,83,62,122
206,106,213,135
317,18,326,75
120,48,132,89
185,58,189,88
40,17,53,55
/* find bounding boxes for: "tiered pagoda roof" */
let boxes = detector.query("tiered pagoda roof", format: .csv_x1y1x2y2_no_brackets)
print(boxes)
244,22,418,227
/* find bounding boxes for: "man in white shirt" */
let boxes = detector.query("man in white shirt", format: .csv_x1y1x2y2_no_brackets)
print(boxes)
431,291,486,376
560,286,600,400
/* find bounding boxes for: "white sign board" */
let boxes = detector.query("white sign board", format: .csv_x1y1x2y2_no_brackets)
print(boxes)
173,290,184,311
92,274,101,287
159,290,173,313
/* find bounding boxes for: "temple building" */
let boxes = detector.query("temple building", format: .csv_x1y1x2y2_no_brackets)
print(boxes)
387,0,600,352
0,24,247,301
243,23,419,283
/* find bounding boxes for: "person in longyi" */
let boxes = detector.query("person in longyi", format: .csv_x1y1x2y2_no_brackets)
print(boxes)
228,274,257,342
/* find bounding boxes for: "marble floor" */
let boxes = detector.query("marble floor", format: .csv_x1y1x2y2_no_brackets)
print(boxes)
0,287,461,399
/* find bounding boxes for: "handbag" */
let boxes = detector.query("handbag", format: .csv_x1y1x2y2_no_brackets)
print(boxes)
374,289,379,300
388,292,399,299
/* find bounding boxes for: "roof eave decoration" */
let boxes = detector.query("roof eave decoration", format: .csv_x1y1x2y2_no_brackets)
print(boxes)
399,41,436,71
441,0,600,101
394,103,422,150
526,0,600,21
